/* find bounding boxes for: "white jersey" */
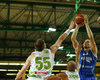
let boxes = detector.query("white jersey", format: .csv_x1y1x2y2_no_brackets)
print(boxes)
27,49,54,80
65,69,80,80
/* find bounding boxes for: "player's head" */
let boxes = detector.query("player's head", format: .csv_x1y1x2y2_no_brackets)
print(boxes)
83,39,91,49
35,38,46,51
67,60,76,71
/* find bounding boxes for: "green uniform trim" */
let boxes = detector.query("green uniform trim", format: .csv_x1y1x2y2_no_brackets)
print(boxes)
69,75,79,78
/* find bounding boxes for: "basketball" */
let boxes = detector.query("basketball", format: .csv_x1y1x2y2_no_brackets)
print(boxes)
75,14,84,25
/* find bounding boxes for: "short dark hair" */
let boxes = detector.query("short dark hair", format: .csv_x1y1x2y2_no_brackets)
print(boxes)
67,61,76,71
34,39,45,51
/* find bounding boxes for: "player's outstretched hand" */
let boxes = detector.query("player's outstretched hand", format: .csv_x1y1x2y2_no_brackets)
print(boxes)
84,15,89,25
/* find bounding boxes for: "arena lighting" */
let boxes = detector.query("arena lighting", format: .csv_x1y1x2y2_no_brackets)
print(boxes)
0,69,18,71
18,70,28,71
58,46,63,49
0,62,25,65
66,53,76,57
6,73,17,75
52,70,60,72
0,62,67,66
54,64,67,66
61,70,67,72
94,0,96,2
8,69,17,71
48,28,56,32
9,63,20,65
66,0,70,1
21,63,25,65
87,0,97,2
87,0,91,1
51,74,55,76
0,63,8,65
0,69,7,71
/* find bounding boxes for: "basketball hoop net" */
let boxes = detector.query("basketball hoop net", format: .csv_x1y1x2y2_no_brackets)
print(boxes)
96,17,100,23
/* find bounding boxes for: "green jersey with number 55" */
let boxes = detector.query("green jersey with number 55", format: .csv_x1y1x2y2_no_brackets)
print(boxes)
28,49,54,79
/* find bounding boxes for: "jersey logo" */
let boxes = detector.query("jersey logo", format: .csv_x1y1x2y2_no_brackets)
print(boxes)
83,52,88,56
86,59,90,63
35,71,48,75
81,57,92,63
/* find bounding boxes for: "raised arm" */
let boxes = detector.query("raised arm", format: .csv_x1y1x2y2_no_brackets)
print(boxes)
84,15,98,57
15,54,35,80
75,42,82,71
71,23,82,49
50,21,74,58
71,24,79,49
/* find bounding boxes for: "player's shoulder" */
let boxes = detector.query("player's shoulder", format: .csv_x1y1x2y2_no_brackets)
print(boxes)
26,53,35,62
45,48,51,50
42,48,51,53
31,51,36,54
43,48,50,51
57,72,67,76
75,69,79,72
30,53,35,57
57,72,68,80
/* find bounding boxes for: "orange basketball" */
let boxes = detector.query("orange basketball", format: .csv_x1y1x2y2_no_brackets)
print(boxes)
75,14,84,25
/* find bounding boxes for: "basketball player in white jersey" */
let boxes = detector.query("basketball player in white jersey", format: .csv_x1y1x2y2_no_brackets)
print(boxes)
45,42,82,80
15,21,74,80
46,61,80,80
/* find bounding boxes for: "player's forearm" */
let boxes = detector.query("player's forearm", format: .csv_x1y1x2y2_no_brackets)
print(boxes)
15,71,24,80
76,53,80,64
59,33,68,42
71,26,79,40
76,51,80,70
50,29,70,54
85,24,93,39
58,28,71,43
15,73,22,80
15,61,30,80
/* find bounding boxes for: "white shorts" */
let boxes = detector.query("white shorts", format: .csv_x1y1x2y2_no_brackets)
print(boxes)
26,77,44,80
